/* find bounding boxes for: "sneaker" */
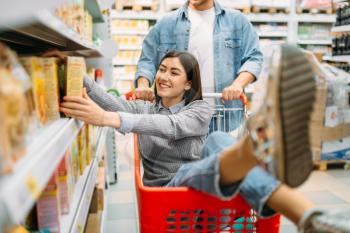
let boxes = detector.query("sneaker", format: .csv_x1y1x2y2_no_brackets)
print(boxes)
299,209,350,233
247,44,316,187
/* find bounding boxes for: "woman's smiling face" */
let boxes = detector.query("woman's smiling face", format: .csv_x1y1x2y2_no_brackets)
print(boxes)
155,57,192,107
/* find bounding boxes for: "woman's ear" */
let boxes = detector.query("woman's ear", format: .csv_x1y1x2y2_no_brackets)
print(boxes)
185,81,192,91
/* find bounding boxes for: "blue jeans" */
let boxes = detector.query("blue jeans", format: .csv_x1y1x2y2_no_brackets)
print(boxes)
166,132,280,217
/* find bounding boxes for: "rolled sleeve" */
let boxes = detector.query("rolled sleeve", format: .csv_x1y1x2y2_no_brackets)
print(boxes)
118,112,142,133
238,59,262,80
134,68,155,87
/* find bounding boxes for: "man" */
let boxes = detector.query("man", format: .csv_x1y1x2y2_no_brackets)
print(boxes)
134,0,262,131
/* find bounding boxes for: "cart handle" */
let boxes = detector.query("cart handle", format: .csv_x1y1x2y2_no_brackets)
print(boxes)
203,93,248,106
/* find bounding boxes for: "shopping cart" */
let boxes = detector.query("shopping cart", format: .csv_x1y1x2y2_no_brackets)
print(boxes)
133,92,281,233
203,93,248,134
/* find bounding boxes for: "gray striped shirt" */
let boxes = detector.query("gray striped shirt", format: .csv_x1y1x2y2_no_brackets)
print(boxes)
84,77,212,186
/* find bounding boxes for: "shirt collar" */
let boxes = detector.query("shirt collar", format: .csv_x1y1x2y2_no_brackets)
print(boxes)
179,0,225,19
157,100,186,114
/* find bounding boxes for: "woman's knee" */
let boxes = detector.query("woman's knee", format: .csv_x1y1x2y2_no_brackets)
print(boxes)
206,131,236,147
202,132,236,156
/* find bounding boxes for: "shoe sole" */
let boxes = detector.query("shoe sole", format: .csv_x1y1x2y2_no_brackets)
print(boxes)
272,44,316,187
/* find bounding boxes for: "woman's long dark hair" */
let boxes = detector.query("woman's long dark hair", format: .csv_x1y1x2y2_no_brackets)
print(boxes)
154,51,203,105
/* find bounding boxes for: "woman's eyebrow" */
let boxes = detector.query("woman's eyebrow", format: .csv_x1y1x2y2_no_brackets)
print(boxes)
160,64,167,68
170,67,182,72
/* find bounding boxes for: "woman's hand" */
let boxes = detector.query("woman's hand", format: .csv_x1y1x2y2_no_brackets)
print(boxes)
60,88,121,128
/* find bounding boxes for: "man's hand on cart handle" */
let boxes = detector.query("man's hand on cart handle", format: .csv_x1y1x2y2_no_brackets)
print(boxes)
203,93,248,106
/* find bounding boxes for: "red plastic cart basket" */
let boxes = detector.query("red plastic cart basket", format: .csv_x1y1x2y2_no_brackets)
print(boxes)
133,135,280,233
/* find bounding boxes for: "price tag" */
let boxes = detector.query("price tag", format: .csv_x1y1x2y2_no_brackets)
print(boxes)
76,224,84,233
25,175,40,200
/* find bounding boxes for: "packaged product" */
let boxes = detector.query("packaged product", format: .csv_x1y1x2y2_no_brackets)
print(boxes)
0,43,34,164
64,56,85,97
70,138,80,186
85,124,93,165
36,172,61,233
40,58,61,121
78,128,87,175
57,151,72,215
19,57,47,124
0,67,28,173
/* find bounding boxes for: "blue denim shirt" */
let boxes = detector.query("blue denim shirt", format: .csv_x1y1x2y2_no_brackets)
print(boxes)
135,0,263,130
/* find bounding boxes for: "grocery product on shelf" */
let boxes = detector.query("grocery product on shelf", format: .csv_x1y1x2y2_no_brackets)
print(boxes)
78,127,87,175
115,0,160,11
20,57,48,125
57,151,72,215
251,0,291,9
0,44,30,174
64,57,86,97
298,23,332,40
335,3,350,26
36,172,61,233
296,0,332,11
40,58,61,121
55,1,94,42
332,34,350,56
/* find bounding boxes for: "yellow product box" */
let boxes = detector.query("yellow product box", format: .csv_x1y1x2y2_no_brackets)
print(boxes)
84,10,93,42
64,57,85,97
36,172,61,233
70,138,80,186
40,58,60,121
85,124,93,165
97,166,105,211
78,128,86,175
19,57,47,125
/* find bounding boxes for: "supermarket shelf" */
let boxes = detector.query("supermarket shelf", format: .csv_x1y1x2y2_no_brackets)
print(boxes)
118,45,143,50
258,32,288,37
111,29,149,36
61,127,108,233
332,25,350,33
246,13,289,22
0,118,84,230
86,0,105,23
0,10,102,57
297,39,332,45
110,10,160,20
296,14,336,23
0,0,62,28
323,55,350,63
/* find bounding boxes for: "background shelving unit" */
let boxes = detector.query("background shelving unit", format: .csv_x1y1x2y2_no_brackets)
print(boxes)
0,0,114,232
322,1,350,68
110,0,336,95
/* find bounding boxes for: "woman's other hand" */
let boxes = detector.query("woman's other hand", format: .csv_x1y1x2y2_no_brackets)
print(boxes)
60,88,121,128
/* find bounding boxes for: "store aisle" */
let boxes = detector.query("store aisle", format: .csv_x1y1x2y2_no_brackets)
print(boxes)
281,169,350,233
105,134,350,233
106,133,138,233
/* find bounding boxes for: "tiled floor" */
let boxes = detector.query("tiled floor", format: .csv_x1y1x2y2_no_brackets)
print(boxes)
106,134,350,233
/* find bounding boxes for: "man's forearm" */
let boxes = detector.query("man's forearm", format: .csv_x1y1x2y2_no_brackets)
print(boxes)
232,72,255,88
137,76,150,88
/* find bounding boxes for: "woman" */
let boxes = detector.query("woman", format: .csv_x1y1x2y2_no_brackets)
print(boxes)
61,51,212,187
60,50,350,232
